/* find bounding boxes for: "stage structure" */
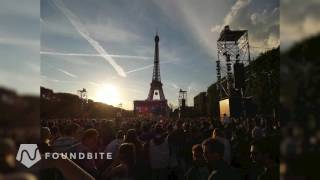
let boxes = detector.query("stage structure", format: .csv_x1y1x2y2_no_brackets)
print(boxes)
134,33,168,116
77,88,88,119
178,89,187,118
77,88,88,104
216,25,251,118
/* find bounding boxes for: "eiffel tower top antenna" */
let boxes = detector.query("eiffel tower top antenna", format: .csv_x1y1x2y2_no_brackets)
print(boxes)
153,31,160,82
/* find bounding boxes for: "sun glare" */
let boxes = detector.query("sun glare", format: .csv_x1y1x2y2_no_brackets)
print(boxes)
95,84,121,106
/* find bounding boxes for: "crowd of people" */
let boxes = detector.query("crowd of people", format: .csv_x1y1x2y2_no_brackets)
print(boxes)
34,115,279,180
280,121,320,178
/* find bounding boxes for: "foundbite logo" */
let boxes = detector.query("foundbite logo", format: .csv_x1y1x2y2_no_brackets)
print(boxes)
15,144,112,168
16,144,41,168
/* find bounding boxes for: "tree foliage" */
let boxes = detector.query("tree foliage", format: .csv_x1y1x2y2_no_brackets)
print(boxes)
281,34,320,127
40,87,133,119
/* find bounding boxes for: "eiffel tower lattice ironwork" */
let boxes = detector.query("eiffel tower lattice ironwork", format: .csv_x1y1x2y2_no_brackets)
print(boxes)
147,33,166,101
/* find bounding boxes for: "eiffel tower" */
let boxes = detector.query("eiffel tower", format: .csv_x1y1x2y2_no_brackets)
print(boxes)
147,33,166,101
133,33,168,116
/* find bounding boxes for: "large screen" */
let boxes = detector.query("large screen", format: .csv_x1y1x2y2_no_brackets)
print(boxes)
134,100,167,115
219,98,230,119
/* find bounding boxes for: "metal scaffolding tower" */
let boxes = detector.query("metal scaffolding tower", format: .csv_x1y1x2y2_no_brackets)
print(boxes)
216,25,251,99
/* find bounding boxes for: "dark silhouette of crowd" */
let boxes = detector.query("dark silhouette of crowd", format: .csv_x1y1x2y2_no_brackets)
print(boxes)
34,115,279,180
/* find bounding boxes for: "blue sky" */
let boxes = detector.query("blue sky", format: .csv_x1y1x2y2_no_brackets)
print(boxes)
40,0,280,110
1,0,282,110
0,0,39,94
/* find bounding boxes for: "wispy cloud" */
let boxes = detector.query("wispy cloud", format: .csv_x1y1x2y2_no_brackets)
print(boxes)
40,51,152,60
281,0,320,49
52,0,126,77
41,75,82,84
170,82,179,90
201,0,280,57
186,82,200,106
220,0,279,55
0,37,39,51
165,81,180,91
224,0,252,25
1,0,39,19
57,68,77,78
88,81,101,87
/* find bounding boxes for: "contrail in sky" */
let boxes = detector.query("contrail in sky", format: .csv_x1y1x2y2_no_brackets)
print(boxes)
126,64,154,74
40,51,152,60
45,63,78,78
52,0,126,77
57,68,77,78
126,60,174,74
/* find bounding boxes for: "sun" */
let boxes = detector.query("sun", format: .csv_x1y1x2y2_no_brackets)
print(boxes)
95,84,121,106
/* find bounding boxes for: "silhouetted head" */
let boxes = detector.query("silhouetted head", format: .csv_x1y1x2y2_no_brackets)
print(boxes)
192,144,204,161
41,127,51,144
82,128,99,152
0,138,16,172
212,128,224,139
64,123,80,138
250,138,278,167
125,129,137,143
202,138,224,162
118,143,136,167
116,130,124,140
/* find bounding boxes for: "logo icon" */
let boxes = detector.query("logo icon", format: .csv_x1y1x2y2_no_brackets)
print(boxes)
16,144,41,168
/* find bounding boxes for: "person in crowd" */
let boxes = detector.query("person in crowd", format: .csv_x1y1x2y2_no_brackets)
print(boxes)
247,140,266,180
76,128,99,178
123,129,145,179
52,123,81,152
0,138,16,174
100,130,125,173
103,143,136,180
139,123,153,142
0,138,38,180
39,154,95,180
105,130,124,158
184,144,209,180
222,113,231,126
39,127,52,153
252,120,264,141
146,124,170,180
100,120,116,149
50,126,61,143
0,173,37,180
124,129,143,157
184,126,203,169
251,138,279,180
212,128,231,165
202,138,240,180
168,120,186,174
